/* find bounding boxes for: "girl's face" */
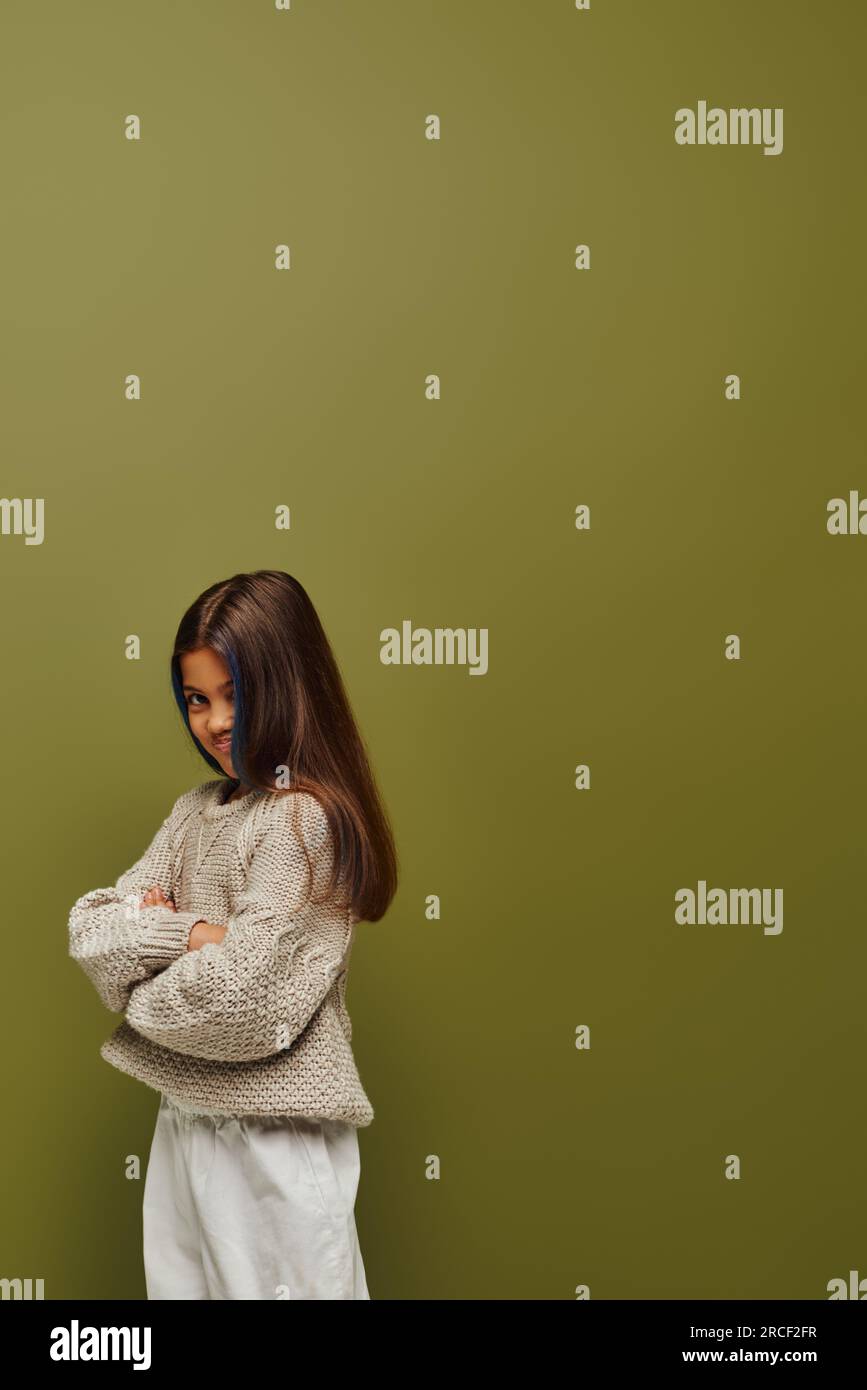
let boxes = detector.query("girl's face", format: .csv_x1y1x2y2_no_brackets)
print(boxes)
180,647,237,776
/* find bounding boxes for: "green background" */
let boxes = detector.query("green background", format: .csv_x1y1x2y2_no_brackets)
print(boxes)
0,0,864,1299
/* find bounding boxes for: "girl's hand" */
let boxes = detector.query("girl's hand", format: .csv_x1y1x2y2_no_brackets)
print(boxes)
187,921,228,951
140,887,176,911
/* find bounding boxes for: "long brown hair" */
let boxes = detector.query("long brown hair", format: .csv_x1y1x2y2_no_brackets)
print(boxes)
169,570,398,924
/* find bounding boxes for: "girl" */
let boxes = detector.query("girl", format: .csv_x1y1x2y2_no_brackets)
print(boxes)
68,570,397,1300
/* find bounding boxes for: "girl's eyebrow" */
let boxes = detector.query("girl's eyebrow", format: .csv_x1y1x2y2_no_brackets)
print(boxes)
182,679,234,693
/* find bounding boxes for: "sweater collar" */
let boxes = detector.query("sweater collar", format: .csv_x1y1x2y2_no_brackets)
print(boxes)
200,780,264,822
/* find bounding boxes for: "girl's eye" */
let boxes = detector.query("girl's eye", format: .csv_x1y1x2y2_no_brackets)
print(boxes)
186,690,233,707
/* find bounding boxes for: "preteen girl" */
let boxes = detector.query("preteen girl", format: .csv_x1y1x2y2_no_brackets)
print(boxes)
69,569,397,1300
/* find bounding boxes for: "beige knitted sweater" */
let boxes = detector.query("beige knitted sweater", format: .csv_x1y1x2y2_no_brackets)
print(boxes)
68,779,374,1127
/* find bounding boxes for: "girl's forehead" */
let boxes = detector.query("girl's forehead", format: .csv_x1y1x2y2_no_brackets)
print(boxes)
180,647,231,684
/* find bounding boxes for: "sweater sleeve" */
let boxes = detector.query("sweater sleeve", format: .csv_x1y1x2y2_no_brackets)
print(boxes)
68,791,207,1014
123,794,353,1063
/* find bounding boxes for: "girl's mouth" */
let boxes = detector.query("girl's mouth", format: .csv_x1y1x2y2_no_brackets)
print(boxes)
213,738,232,752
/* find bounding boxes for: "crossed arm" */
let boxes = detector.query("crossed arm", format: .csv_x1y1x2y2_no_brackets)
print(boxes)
68,791,353,1063
141,884,227,950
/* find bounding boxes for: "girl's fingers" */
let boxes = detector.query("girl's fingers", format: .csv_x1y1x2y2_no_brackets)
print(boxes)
141,887,174,907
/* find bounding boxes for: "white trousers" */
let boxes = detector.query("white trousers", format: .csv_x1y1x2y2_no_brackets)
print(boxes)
142,1093,370,1300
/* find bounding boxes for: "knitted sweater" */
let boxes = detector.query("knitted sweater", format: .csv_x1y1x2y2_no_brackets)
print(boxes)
68,779,374,1127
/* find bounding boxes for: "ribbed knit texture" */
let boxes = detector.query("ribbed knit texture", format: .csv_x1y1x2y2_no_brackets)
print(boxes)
68,780,374,1126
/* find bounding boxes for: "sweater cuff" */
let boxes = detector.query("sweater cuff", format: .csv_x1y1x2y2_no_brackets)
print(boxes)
138,910,206,967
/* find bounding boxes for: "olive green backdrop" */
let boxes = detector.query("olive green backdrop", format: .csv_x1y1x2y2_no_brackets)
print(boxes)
1,0,864,1300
